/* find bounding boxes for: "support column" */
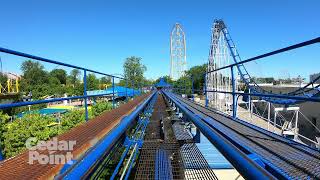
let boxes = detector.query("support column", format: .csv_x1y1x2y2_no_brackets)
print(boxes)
83,70,89,121
273,111,277,133
294,110,299,140
231,66,237,119
112,76,115,109
267,102,271,131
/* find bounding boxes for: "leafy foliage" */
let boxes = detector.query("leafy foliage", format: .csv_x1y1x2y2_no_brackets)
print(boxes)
50,69,67,85
0,101,112,158
0,73,8,86
123,56,146,88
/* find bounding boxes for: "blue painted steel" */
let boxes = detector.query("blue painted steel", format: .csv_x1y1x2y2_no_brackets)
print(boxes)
231,66,237,119
162,91,276,180
126,79,128,101
62,91,155,179
87,86,140,98
83,70,89,121
0,47,124,79
111,93,157,179
207,37,320,74
0,146,3,160
132,81,135,97
202,36,320,105
17,108,68,118
166,91,294,179
124,147,138,180
155,149,173,180
110,142,132,180
112,77,115,109
154,78,172,88
195,132,232,169
0,93,117,109
206,90,320,103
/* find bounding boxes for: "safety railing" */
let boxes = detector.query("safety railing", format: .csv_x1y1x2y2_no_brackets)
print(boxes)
171,37,320,118
204,37,320,118
170,37,320,148
0,47,147,121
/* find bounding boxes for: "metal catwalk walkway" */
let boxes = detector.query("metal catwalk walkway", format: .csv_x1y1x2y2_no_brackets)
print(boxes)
135,93,218,180
0,94,151,179
164,91,320,179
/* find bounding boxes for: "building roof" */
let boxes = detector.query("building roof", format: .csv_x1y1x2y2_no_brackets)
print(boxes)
154,78,172,88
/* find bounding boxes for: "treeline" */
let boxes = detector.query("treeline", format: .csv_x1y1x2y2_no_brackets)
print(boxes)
19,60,112,100
0,56,151,158
155,64,207,94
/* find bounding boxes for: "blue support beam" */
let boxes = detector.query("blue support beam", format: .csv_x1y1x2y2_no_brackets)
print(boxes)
125,79,128,102
83,70,89,121
162,91,277,180
61,91,155,179
112,77,115,109
231,66,237,119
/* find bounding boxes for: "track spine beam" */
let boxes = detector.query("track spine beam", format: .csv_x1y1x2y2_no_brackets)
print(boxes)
163,91,277,180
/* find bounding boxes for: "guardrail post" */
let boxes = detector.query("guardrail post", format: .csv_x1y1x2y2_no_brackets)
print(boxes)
0,145,4,161
205,73,208,107
231,66,237,119
112,76,115,109
83,70,89,121
125,78,128,102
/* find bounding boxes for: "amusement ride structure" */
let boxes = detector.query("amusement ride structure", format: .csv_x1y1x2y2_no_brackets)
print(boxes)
205,19,320,146
170,23,187,80
0,19,319,180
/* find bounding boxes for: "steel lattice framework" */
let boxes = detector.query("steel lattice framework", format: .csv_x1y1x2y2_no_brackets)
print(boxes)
170,23,187,80
206,20,235,113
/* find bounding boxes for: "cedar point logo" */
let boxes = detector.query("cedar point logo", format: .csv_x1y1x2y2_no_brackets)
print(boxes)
26,137,76,165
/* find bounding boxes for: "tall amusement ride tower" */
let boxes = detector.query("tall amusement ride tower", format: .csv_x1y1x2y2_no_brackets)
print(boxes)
170,23,187,80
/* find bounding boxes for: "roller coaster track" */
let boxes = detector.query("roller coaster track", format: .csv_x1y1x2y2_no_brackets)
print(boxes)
164,91,320,179
208,19,320,105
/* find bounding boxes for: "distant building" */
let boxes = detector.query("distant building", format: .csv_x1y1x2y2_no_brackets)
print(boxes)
310,73,320,83
3,72,21,80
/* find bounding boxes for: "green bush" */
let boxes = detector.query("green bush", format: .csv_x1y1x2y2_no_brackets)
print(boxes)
1,114,58,157
0,101,114,158
92,101,112,117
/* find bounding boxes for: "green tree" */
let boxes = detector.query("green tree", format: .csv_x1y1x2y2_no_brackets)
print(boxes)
185,64,206,93
87,73,99,91
50,69,67,85
20,60,49,94
123,56,146,88
0,73,8,86
100,76,111,84
68,69,81,85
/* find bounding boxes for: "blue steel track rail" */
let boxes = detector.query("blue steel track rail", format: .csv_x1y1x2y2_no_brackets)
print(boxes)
59,91,156,179
163,91,320,180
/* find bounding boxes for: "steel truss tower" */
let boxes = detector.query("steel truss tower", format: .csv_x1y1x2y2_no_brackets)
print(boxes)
206,20,236,113
170,23,187,80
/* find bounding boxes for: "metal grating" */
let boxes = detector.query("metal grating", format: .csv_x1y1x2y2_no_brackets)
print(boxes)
155,148,174,179
135,94,185,180
135,142,185,180
172,122,194,143
180,143,218,180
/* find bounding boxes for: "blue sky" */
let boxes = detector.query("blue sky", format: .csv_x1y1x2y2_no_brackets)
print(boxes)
0,0,319,80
